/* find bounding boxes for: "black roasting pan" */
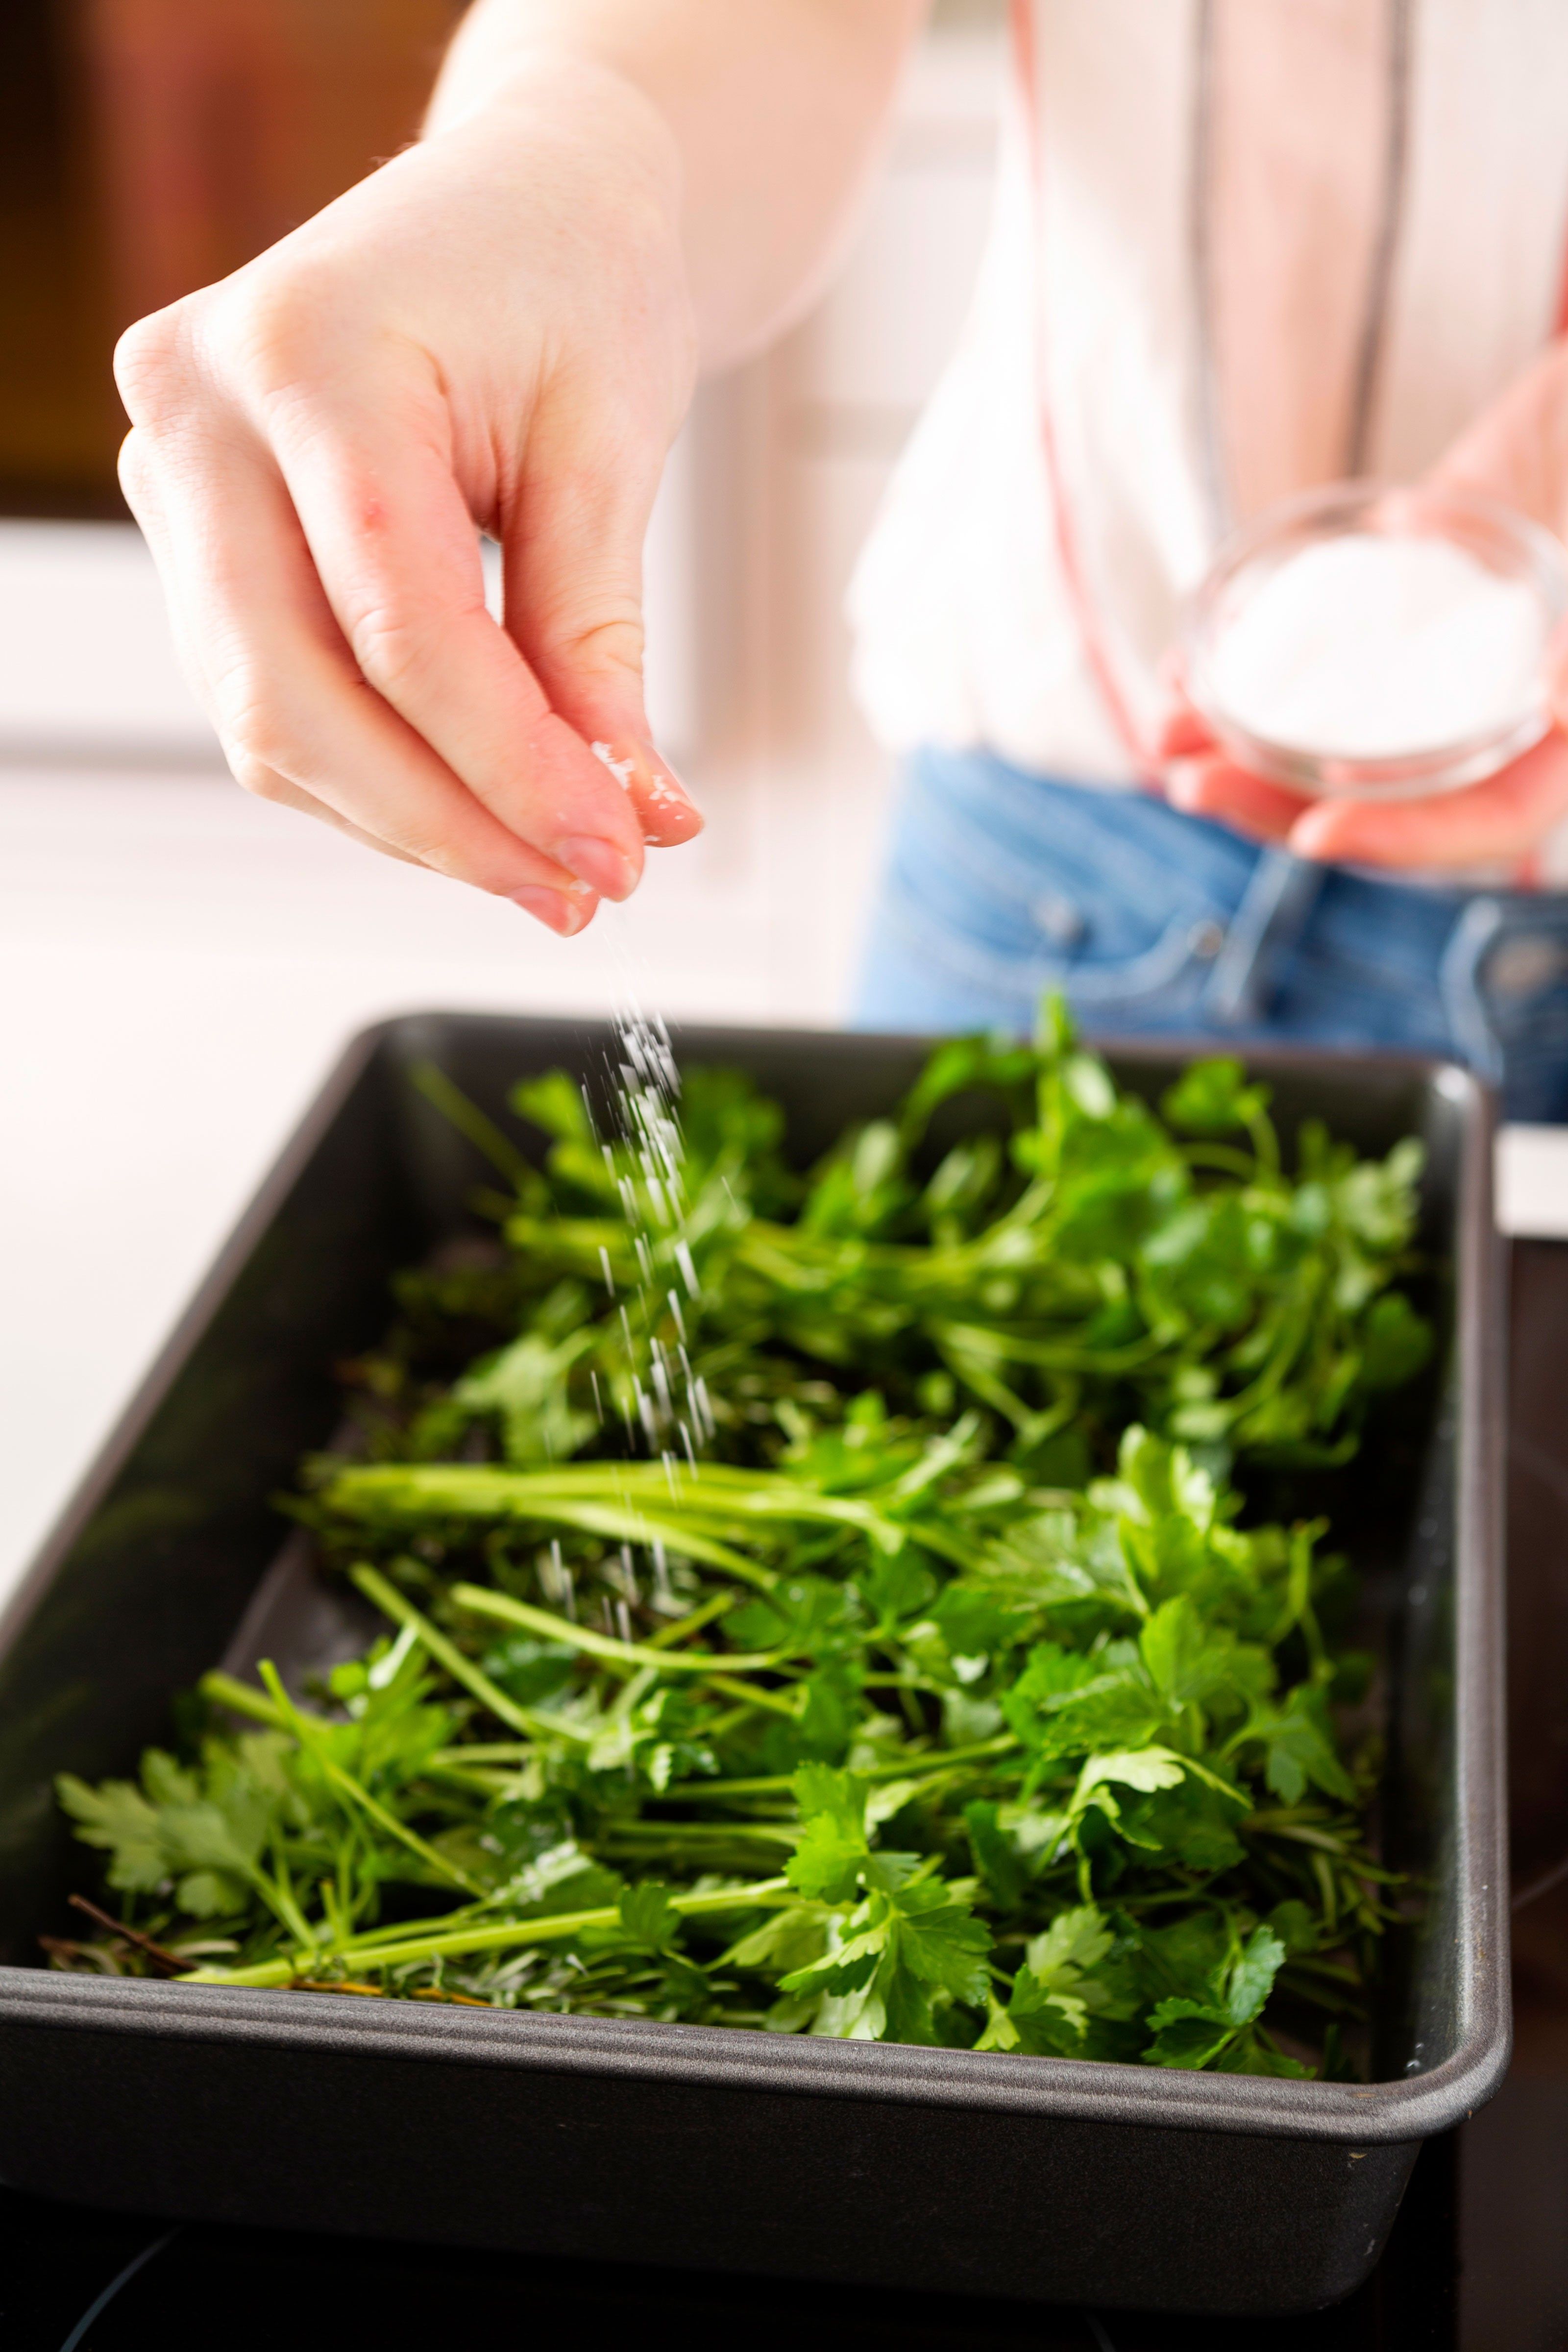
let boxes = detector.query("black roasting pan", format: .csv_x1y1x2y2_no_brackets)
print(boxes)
0,1014,1508,2315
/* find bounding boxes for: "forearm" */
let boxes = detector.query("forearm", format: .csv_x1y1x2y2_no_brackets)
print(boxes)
427,0,928,367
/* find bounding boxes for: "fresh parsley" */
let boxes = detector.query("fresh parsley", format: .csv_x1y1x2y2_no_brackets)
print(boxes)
50,1007,1428,2078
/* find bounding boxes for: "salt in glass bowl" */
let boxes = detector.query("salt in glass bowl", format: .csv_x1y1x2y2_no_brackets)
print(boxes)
1181,480,1568,799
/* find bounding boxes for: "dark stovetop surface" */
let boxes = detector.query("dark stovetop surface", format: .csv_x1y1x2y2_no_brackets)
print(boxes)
4,1243,1567,2352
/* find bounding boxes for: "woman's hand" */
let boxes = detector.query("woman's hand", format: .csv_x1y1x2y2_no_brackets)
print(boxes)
115,58,703,935
1160,339,1568,876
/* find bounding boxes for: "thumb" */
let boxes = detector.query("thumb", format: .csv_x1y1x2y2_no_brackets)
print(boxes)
501,434,703,849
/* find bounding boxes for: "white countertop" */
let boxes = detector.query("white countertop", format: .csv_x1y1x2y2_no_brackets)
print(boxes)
2,763,1563,1617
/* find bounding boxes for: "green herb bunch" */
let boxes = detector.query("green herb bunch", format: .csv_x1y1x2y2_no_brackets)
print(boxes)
53,1010,1431,2077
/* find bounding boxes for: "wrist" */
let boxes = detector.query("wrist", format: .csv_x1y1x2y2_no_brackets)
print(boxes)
425,43,682,208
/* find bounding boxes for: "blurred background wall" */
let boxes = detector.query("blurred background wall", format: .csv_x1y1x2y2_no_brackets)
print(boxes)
0,0,465,515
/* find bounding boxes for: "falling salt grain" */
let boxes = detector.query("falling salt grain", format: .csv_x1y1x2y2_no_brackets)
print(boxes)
543,1538,577,1623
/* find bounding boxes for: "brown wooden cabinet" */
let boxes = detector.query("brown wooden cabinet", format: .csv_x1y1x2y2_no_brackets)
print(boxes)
0,0,462,516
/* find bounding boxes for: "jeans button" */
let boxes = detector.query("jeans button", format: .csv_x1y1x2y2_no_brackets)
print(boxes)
1032,892,1085,948
1188,918,1226,961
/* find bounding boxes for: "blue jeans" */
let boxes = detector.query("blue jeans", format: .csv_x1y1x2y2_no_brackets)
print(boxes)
856,746,1568,1123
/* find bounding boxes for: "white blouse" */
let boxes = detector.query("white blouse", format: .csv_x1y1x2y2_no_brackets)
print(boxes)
850,0,1568,796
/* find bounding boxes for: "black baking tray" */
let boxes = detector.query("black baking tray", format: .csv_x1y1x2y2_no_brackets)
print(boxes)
0,1015,1508,2317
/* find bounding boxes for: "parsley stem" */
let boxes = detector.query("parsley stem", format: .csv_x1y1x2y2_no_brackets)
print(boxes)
182,1875,795,1989
349,1565,592,1745
252,1851,315,1950
329,1471,777,1590
422,1762,518,1795
642,1591,735,1649
679,1733,1021,1800
200,1670,286,1728
429,1743,534,1765
1246,1107,1281,1177
601,1821,798,1846
448,1582,787,1678
1180,1144,1257,1180
1242,1813,1351,1854
409,1060,533,1188
702,1673,801,1719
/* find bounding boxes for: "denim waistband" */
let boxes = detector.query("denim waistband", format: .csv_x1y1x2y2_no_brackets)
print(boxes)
857,746,1568,1118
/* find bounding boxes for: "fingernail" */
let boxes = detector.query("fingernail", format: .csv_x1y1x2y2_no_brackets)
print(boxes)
511,885,594,936
638,747,704,825
552,834,640,900
589,737,704,833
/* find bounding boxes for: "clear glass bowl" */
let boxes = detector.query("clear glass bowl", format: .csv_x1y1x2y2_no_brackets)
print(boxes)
1182,479,1568,798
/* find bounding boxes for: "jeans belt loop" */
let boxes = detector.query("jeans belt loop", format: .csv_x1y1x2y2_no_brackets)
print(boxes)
1438,896,1507,1082
1200,849,1327,1029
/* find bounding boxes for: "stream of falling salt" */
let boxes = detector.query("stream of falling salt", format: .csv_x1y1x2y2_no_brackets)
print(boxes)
587,912,715,1604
